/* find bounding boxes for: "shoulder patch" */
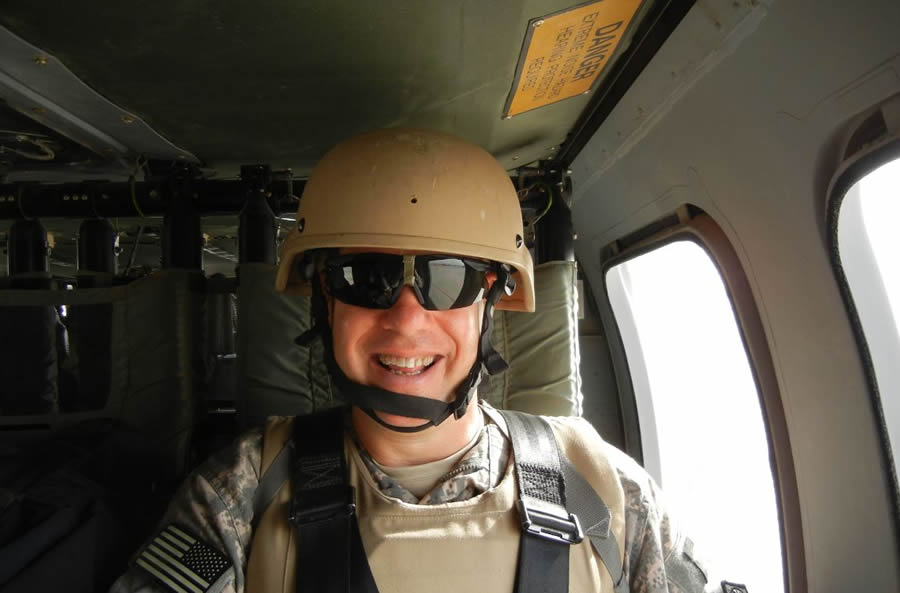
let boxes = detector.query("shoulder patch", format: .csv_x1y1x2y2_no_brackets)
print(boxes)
683,536,708,581
665,536,709,592
134,524,233,593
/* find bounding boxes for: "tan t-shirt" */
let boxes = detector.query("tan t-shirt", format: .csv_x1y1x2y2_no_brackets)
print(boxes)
370,424,481,498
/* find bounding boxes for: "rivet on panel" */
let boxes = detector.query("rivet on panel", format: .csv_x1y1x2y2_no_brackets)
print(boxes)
33,55,49,66
121,114,135,124
533,19,544,27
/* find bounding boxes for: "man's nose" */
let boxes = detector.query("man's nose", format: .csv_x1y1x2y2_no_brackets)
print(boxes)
382,286,428,330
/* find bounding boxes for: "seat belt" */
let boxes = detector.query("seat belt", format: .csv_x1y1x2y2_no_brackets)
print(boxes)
286,407,379,593
496,409,628,593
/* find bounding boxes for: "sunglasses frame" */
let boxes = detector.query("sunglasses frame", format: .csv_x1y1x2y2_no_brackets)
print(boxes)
322,252,496,311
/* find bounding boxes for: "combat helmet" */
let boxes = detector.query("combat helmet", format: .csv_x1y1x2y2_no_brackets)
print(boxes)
276,128,535,431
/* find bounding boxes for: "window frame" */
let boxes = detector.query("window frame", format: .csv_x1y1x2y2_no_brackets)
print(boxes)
826,129,900,539
596,211,804,593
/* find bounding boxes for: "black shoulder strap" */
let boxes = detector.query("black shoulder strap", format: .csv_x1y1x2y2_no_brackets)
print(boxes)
288,408,379,593
496,409,628,593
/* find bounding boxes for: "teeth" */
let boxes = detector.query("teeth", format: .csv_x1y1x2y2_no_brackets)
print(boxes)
378,354,435,369
388,367,424,376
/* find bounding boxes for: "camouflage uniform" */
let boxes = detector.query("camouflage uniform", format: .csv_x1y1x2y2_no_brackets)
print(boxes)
110,410,712,593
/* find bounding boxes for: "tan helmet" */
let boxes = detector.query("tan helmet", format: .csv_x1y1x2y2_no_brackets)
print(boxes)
275,128,535,312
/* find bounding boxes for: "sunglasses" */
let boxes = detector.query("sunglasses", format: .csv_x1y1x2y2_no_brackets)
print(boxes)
322,253,496,311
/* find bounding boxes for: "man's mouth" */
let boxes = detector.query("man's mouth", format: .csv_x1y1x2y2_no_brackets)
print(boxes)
376,354,437,376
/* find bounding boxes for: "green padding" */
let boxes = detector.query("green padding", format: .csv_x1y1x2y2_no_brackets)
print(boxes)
236,261,582,422
0,270,204,482
117,270,205,480
482,261,582,416
236,264,337,430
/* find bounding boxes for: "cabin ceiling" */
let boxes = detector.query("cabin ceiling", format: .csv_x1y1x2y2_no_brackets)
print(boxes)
0,0,670,277
0,0,653,178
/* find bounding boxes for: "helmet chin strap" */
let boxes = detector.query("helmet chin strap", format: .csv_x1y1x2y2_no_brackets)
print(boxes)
296,268,513,433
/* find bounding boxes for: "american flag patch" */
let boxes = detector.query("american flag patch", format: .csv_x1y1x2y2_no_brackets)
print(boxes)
135,524,232,593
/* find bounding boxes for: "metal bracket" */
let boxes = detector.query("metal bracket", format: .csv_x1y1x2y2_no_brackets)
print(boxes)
517,499,585,545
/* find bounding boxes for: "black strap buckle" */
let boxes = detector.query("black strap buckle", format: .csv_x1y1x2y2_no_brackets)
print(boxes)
517,499,584,545
289,486,356,526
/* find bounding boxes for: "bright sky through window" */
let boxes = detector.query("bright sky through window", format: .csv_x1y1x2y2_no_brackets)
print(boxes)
607,241,783,593
839,156,900,479
859,159,900,343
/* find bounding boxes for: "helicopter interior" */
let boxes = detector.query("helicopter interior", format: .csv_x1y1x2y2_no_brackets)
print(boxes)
0,1,898,592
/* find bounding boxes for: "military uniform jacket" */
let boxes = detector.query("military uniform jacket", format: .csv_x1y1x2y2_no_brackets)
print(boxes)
110,408,712,593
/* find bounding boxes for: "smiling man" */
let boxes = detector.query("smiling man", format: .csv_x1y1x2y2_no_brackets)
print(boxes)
331,255,488,466
111,128,719,593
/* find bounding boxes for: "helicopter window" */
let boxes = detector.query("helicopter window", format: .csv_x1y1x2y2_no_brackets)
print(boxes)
836,155,900,481
605,239,784,593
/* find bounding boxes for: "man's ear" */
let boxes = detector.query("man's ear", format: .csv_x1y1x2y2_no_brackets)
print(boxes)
484,270,497,291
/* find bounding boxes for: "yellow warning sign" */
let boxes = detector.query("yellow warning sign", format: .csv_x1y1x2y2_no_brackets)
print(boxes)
504,0,642,117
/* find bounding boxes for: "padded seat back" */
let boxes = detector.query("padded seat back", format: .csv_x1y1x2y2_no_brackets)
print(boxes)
0,269,206,484
234,261,582,425
0,270,208,591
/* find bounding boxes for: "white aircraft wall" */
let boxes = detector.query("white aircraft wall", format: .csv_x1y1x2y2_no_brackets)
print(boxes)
570,0,900,591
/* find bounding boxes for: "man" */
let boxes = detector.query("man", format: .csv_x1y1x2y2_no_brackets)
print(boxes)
111,128,714,593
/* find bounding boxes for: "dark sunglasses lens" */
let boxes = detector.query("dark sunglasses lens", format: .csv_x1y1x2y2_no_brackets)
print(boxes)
328,255,403,309
416,258,485,310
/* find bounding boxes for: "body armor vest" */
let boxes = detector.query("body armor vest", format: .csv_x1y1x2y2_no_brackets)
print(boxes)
247,414,626,592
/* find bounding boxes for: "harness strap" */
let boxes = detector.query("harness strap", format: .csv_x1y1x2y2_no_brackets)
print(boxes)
499,411,579,593
251,443,291,532
493,409,628,593
561,458,628,593
288,408,378,593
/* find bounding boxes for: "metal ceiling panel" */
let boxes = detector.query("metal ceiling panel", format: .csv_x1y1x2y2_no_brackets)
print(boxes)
0,0,652,175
